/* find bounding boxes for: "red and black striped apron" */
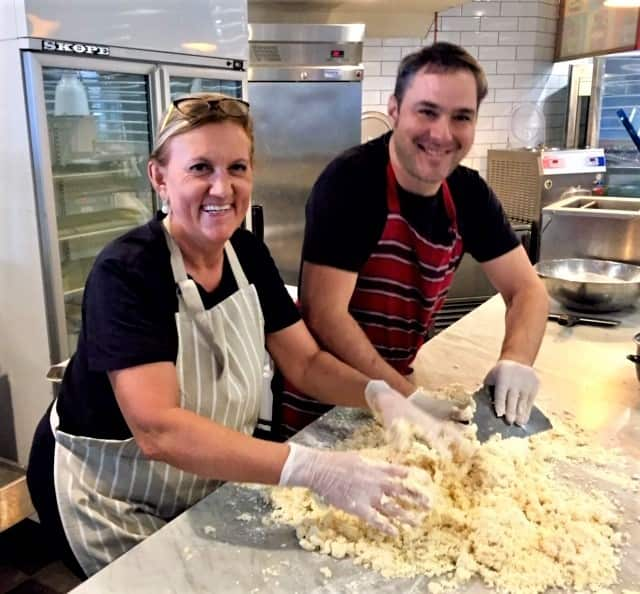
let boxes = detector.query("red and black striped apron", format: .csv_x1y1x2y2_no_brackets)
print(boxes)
278,160,464,438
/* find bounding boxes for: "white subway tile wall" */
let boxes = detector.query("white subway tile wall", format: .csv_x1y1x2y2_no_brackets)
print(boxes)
360,0,568,175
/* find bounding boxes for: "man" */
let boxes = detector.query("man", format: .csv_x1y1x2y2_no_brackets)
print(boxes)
278,42,549,438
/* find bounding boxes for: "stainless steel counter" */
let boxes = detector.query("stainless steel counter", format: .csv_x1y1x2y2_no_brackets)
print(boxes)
72,296,640,593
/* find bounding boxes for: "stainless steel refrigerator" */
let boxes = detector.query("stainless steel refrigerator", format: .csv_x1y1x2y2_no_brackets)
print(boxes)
1,0,249,465
248,24,364,284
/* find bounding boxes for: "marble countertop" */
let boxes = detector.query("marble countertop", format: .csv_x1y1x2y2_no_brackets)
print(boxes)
72,296,640,593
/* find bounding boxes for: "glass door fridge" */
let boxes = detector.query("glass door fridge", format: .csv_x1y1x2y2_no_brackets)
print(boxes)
162,64,245,100
23,52,246,362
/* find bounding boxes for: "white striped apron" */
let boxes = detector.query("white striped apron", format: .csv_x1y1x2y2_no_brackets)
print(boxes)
49,224,265,576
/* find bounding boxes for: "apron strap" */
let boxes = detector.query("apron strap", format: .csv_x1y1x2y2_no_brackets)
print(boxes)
386,161,459,234
224,241,249,289
161,218,205,314
161,217,227,377
441,180,459,232
160,216,253,379
161,217,250,304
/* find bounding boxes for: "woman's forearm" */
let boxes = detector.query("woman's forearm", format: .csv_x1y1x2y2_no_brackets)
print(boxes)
138,406,290,484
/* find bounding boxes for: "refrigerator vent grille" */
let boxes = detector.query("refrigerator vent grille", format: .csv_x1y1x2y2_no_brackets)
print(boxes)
251,44,283,63
487,152,541,224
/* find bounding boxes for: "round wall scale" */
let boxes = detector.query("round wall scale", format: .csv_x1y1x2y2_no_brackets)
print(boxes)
508,103,546,149
361,111,393,143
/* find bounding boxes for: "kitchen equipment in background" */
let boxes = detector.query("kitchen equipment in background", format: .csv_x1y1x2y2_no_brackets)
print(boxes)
250,204,264,243
540,195,640,264
169,76,242,102
508,103,546,148
471,386,552,443
628,332,640,382
248,23,364,284
535,258,640,312
430,223,533,335
361,110,392,143
615,108,640,153
487,148,606,262
565,61,593,150
589,56,640,197
548,312,620,327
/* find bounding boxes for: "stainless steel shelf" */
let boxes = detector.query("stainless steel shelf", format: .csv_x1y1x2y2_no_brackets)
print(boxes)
64,287,84,300
62,256,98,297
59,223,136,242
53,168,131,180
58,209,143,241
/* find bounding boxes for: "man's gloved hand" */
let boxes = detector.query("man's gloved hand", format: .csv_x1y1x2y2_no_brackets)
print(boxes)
408,387,474,423
279,443,431,537
364,380,467,458
483,359,539,426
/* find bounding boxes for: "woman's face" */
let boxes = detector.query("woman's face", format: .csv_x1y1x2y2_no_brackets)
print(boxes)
156,120,253,249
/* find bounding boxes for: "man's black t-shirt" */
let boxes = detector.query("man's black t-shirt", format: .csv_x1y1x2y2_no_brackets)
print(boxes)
303,132,519,272
57,214,300,439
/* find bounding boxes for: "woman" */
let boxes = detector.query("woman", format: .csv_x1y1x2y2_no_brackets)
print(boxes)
27,93,465,578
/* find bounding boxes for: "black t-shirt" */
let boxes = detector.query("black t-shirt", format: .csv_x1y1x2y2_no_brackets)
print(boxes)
303,132,519,272
57,214,300,439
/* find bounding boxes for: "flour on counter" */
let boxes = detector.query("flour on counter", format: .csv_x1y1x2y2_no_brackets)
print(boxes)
319,566,332,578
269,392,631,594
236,512,254,522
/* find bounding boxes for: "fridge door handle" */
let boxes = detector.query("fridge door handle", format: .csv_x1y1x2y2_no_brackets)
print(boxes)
251,204,264,243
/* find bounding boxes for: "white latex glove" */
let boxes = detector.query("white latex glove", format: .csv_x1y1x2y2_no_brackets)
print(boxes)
279,443,431,536
483,359,539,426
408,388,474,423
364,380,466,459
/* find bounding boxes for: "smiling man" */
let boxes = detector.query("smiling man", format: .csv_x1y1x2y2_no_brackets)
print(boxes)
278,42,549,437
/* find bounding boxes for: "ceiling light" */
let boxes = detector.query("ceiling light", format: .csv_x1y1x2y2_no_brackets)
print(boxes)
181,42,218,53
603,0,640,7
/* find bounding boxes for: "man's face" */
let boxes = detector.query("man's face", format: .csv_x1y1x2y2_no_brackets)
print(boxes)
388,68,478,194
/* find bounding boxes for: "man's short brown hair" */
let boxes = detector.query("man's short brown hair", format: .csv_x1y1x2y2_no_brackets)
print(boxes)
393,42,488,107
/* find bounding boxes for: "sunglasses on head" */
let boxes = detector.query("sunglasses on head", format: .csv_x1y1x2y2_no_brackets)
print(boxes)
160,96,250,132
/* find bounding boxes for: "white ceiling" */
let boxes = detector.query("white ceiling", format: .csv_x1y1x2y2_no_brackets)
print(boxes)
248,0,464,37
249,0,457,8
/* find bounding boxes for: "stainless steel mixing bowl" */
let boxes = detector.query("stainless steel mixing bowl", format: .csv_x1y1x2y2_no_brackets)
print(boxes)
534,258,640,312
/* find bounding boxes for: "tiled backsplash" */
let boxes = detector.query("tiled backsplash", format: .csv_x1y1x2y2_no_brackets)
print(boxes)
361,0,569,176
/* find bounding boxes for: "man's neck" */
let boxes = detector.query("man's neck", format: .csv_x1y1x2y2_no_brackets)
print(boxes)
389,134,442,197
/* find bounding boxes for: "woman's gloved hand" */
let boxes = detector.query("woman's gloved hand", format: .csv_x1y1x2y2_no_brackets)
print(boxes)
279,443,431,537
483,359,539,426
364,380,467,458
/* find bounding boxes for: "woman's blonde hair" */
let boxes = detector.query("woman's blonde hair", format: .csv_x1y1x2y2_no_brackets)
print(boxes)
150,92,254,165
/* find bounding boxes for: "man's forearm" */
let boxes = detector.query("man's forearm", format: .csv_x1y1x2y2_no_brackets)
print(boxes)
499,282,549,365
296,350,370,407
307,309,415,396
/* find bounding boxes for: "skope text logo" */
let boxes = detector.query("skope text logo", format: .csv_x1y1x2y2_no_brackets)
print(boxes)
42,40,110,56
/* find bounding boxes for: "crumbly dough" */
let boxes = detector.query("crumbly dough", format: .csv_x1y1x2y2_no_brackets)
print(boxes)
269,391,633,594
